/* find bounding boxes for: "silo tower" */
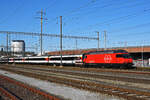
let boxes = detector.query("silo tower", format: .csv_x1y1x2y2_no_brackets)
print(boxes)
11,40,25,56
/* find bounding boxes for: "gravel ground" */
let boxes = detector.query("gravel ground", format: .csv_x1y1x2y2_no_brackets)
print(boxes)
0,69,125,100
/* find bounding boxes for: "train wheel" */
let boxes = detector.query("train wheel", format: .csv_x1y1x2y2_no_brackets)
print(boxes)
81,63,86,68
84,64,89,68
120,65,127,69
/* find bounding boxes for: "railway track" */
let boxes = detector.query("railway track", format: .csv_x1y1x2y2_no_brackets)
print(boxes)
0,86,19,100
4,65,150,85
0,64,150,100
0,74,62,100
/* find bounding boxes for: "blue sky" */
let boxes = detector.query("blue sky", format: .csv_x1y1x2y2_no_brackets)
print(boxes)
0,0,150,52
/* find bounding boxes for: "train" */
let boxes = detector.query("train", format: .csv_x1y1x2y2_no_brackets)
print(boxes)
0,55,82,66
82,50,133,68
0,50,133,68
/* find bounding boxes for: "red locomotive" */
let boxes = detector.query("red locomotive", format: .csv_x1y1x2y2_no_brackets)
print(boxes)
82,50,133,68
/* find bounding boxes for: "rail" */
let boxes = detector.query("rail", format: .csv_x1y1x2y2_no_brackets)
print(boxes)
0,75,61,100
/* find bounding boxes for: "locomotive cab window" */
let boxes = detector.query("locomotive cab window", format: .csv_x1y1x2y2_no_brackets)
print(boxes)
84,56,87,59
116,54,123,58
116,54,131,58
82,55,87,60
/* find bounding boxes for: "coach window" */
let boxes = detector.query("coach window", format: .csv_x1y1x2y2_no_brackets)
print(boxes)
77,57,81,60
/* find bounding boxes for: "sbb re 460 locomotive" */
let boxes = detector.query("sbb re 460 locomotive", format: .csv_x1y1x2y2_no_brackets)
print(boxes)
82,50,133,68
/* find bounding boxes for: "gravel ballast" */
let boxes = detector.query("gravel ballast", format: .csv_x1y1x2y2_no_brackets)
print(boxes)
0,69,125,100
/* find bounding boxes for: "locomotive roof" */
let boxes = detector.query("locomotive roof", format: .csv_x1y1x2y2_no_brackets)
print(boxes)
83,50,128,55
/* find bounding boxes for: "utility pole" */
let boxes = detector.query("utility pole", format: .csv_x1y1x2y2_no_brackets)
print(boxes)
124,42,127,49
35,43,38,54
97,31,100,50
60,16,63,66
6,32,8,54
36,9,47,56
95,31,100,50
104,30,107,50
141,42,144,67
40,9,43,56
6,32,9,63
75,39,78,50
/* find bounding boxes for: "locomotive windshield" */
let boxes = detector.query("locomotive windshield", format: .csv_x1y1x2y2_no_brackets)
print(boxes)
82,54,87,60
116,54,132,58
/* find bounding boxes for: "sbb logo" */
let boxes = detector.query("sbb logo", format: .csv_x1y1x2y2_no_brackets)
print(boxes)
104,55,112,63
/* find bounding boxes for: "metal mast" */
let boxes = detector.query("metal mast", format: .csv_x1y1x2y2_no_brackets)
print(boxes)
104,30,107,50
60,16,63,66
40,9,43,56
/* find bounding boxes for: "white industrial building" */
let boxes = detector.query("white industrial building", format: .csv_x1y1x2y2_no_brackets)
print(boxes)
11,40,25,57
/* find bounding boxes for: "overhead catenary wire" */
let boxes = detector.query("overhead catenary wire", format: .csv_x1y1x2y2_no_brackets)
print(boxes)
109,31,150,37
62,0,98,17
65,0,147,18
109,22,150,33
67,7,150,33
42,0,149,36
45,0,57,10
63,0,117,24
45,0,98,24
0,31,98,40
64,0,149,34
